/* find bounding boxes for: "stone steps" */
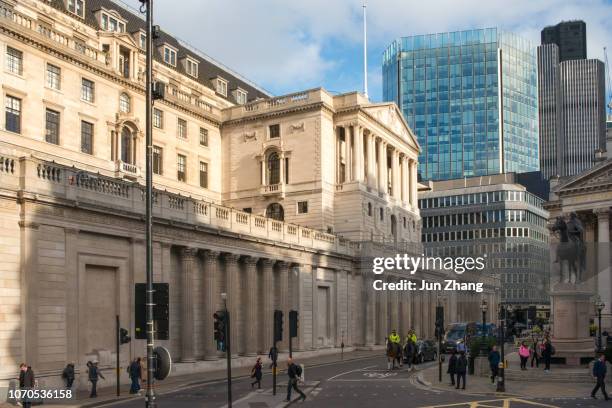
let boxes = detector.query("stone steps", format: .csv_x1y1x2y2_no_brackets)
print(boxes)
504,368,592,383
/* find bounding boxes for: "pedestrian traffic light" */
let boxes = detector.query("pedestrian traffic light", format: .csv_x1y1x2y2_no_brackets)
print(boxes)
214,311,227,342
435,306,444,340
274,310,283,342
289,310,299,338
119,328,131,344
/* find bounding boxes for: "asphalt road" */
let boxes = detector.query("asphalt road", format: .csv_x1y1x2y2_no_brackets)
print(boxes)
94,356,608,408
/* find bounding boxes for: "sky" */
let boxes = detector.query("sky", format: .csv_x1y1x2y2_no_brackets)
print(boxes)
125,0,612,103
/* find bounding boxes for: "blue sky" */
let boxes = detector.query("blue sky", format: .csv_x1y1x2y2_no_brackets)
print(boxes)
127,0,612,103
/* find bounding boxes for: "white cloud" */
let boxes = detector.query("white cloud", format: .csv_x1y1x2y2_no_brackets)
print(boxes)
127,0,612,96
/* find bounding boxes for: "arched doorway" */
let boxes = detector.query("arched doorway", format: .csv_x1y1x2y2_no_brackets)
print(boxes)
266,203,284,221
120,126,134,164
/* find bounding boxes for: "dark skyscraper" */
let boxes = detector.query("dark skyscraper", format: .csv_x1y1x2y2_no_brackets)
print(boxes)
541,20,587,62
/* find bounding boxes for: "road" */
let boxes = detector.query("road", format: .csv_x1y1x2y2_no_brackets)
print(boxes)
95,357,604,408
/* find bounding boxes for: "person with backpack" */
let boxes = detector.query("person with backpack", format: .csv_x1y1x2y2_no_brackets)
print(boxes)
62,363,75,389
591,353,610,400
250,357,263,389
447,350,457,386
87,360,105,398
542,337,553,372
286,357,306,402
455,351,467,390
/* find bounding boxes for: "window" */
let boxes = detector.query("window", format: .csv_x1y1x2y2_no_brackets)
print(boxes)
267,152,280,184
153,108,163,128
119,93,130,113
6,47,23,75
45,109,60,145
163,46,177,66
5,96,21,133
297,201,308,214
67,0,84,17
81,78,95,102
80,121,93,154
368,202,372,216
177,154,186,182
139,33,146,49
379,207,384,221
152,146,163,175
236,89,247,105
177,118,187,139
216,77,228,96
185,58,198,77
118,48,130,78
243,208,252,213
269,124,280,139
199,127,208,146
199,161,208,188
120,127,132,164
266,203,284,221
46,64,61,90
101,12,125,32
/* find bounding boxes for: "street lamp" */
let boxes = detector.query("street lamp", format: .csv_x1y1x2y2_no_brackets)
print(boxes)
221,293,232,408
480,298,488,356
497,303,513,393
595,297,605,352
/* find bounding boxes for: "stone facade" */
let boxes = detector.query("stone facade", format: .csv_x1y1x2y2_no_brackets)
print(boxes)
0,0,497,393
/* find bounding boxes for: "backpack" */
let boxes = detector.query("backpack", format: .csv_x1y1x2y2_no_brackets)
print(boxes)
295,364,302,377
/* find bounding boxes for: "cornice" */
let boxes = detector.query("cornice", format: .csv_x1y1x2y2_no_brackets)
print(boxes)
220,102,334,128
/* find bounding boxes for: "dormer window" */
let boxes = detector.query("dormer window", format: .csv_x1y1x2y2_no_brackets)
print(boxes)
67,0,84,18
163,45,177,66
139,32,146,49
235,88,247,105
216,77,228,96
184,57,198,78
101,11,126,33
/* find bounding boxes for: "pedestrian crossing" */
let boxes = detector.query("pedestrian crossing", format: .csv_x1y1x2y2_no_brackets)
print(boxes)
418,398,561,408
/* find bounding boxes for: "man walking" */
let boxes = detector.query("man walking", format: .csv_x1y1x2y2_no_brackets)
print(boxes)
87,360,105,398
488,345,501,384
447,350,457,386
542,337,553,373
128,358,142,394
455,351,467,390
591,353,610,400
19,363,35,408
62,363,75,389
286,357,306,402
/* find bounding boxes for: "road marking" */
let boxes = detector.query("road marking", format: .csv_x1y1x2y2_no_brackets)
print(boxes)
326,364,378,381
418,398,560,408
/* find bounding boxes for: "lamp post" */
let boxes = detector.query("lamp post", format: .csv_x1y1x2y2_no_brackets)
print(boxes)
480,298,488,355
595,297,605,353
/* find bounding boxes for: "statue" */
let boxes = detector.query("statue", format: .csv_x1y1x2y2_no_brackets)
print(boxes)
551,212,586,284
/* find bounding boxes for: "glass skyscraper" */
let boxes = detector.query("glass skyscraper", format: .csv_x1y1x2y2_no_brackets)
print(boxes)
383,28,539,181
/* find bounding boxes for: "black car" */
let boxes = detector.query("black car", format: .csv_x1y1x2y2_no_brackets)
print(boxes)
404,340,437,364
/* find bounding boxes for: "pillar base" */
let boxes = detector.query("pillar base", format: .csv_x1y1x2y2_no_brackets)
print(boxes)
203,355,218,361
244,352,258,357
181,358,196,363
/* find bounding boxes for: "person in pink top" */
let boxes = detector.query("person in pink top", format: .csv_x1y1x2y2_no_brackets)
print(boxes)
519,341,530,370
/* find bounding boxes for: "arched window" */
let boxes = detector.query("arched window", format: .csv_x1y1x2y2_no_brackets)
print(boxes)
267,151,280,185
119,93,130,113
266,203,284,221
121,127,133,164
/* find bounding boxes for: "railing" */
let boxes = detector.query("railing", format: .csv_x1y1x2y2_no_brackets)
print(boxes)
166,84,216,115
1,155,359,256
261,183,284,196
242,90,311,113
117,161,139,176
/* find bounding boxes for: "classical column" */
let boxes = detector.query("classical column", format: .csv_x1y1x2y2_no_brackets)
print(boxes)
261,258,275,351
390,277,399,332
392,150,400,199
377,139,387,194
202,250,220,360
181,247,196,362
354,126,364,182
400,156,408,204
596,208,611,324
224,253,241,356
278,261,290,351
345,126,353,182
409,159,418,209
366,132,376,189
378,278,388,343
365,276,376,345
243,256,259,356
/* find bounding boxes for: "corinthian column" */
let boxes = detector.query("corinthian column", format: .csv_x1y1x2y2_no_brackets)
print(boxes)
392,150,400,199
202,250,219,360
596,208,611,328
278,261,290,352
354,126,364,182
401,156,408,204
261,259,275,350
224,253,241,356
181,247,196,362
378,139,387,194
243,256,259,356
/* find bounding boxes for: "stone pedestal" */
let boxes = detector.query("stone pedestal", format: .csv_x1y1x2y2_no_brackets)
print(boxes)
551,282,595,366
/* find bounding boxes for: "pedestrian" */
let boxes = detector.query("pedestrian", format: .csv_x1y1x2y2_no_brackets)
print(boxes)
542,337,553,372
455,351,467,390
404,336,416,370
128,358,142,394
530,337,540,368
19,363,35,408
251,357,263,389
488,345,500,384
268,345,278,369
62,363,75,389
519,341,529,370
447,350,457,386
285,357,306,402
87,360,105,398
591,353,610,400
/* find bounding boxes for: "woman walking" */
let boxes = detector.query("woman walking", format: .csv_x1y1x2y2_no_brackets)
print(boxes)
519,341,530,370
251,357,263,389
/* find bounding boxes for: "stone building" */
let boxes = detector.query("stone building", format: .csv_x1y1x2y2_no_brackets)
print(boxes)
0,0,497,392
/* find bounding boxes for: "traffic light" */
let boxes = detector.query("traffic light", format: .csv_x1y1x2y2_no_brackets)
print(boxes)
274,310,283,342
289,310,298,338
435,306,444,340
120,328,131,344
153,346,172,381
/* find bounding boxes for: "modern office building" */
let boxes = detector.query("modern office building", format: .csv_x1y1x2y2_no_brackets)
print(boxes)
419,173,550,315
607,116,612,154
541,20,587,62
383,28,539,181
538,43,606,179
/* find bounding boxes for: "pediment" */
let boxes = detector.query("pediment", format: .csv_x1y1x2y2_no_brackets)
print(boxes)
362,103,420,152
556,159,612,192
